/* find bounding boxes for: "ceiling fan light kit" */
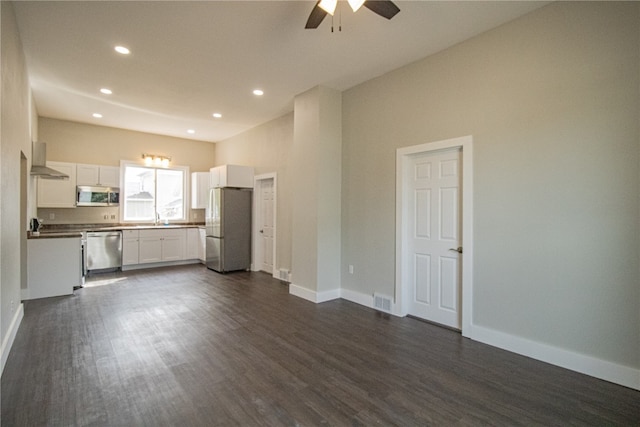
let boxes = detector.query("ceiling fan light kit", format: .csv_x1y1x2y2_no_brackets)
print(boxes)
305,0,400,30
318,0,338,15
348,0,366,12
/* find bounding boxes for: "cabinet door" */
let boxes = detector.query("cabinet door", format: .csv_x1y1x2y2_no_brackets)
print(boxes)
37,162,77,208
76,164,119,187
225,165,254,188
122,238,139,265
99,166,120,187
161,229,185,261
198,228,206,262
76,164,100,185
191,172,210,209
138,235,162,263
121,230,139,265
210,165,254,189
185,228,200,259
210,166,221,188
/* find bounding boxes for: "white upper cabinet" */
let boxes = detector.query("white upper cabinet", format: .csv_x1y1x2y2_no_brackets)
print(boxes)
191,172,210,209
37,162,77,208
209,165,254,189
76,164,120,187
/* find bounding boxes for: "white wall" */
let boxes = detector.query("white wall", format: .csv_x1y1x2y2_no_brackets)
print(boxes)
291,86,342,297
341,1,639,378
37,118,216,224
215,113,294,274
1,0,32,371
39,117,215,171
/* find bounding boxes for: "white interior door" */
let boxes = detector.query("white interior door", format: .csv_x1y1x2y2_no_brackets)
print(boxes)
257,178,275,274
407,148,462,329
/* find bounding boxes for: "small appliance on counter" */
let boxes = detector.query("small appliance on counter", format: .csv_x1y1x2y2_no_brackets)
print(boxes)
29,218,43,236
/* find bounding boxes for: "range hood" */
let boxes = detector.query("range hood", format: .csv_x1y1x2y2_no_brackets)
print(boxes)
30,142,69,180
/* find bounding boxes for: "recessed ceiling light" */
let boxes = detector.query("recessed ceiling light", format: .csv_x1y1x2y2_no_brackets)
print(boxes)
187,129,196,134
114,46,130,55
92,113,103,118
212,113,222,119
100,88,112,95
253,89,264,96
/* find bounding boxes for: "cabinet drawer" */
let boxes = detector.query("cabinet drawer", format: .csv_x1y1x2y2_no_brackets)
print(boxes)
122,229,139,238
138,229,162,238
160,228,186,238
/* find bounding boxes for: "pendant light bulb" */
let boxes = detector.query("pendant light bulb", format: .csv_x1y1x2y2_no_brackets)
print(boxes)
348,0,365,12
318,0,337,16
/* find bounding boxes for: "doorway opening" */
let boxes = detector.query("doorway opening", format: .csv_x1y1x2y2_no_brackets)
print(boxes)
252,173,277,276
395,135,473,335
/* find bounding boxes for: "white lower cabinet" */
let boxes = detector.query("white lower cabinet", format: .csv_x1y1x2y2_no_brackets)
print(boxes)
138,233,162,263
122,227,201,270
198,228,206,263
161,230,185,262
27,237,81,299
186,228,200,260
138,228,185,264
122,230,140,265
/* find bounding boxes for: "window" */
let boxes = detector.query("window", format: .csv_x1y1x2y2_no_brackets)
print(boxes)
121,162,189,222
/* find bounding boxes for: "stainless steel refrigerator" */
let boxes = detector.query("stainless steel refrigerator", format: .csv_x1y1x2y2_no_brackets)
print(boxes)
205,187,252,273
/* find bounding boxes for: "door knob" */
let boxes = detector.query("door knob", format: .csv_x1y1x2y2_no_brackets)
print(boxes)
449,247,463,254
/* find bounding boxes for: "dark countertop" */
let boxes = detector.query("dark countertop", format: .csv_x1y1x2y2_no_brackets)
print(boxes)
28,223,206,239
27,231,83,240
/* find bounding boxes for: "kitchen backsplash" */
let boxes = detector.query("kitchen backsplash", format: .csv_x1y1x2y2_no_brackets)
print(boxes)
36,207,205,226
37,206,120,225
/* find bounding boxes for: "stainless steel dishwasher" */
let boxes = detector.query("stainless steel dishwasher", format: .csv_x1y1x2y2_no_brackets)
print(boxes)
86,231,122,272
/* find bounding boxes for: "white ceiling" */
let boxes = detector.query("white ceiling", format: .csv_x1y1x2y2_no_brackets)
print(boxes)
13,1,547,143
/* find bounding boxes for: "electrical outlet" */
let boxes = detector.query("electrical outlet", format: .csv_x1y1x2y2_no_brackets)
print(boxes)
194,212,198,219
349,265,354,274
49,213,55,220
11,300,15,312
110,214,116,220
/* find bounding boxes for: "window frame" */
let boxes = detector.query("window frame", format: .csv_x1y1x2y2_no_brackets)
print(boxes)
119,160,190,224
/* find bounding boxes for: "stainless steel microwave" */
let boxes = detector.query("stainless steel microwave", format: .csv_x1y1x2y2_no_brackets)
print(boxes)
76,185,120,207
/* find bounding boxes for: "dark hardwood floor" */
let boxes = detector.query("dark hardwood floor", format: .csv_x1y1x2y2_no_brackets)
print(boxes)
2,265,639,426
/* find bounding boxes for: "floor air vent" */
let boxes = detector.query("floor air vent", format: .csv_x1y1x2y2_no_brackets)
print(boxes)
373,293,392,314
278,269,290,282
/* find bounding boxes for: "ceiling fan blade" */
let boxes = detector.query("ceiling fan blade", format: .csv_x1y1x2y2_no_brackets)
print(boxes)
363,0,400,20
305,2,328,29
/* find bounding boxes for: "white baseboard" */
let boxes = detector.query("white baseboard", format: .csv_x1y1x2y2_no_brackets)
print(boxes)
340,288,374,308
1,302,24,375
121,259,200,271
292,285,640,391
467,323,640,391
289,283,340,303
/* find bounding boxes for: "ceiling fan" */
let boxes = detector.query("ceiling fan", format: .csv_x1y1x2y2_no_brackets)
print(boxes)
305,0,400,29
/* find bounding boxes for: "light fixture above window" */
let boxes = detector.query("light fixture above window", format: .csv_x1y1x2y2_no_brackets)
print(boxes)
142,153,171,168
